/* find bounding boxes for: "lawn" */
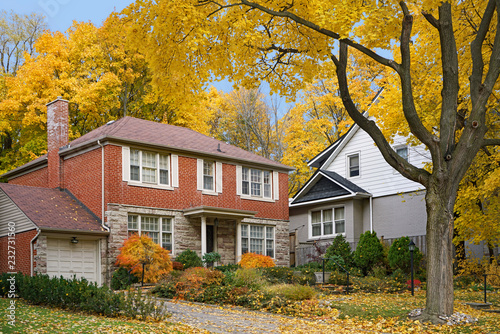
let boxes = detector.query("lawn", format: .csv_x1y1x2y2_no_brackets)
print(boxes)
0,298,201,334
2,290,499,334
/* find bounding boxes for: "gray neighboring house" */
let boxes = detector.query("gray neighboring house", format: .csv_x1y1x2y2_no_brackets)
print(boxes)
289,112,431,266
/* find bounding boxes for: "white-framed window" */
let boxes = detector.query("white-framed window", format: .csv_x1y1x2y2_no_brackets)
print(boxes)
396,146,409,162
128,215,173,252
203,160,214,191
241,167,272,199
130,149,170,185
348,153,360,177
310,207,345,238
241,224,274,258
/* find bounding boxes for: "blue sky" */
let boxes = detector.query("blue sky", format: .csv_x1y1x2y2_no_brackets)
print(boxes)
2,0,293,114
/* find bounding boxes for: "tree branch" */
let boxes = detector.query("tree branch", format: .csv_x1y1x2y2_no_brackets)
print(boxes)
398,2,437,153
470,0,496,107
238,0,400,72
437,2,460,162
482,139,500,147
422,10,439,29
334,42,430,187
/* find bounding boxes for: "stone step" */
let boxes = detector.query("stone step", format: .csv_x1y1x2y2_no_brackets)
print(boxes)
465,302,492,310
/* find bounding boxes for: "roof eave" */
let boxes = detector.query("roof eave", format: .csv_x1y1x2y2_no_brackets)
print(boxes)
2,156,48,179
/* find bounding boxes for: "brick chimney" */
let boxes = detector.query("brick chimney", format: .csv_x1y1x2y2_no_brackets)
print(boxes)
46,97,69,188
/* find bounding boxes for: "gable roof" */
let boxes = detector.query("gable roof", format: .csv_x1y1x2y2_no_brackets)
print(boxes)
290,169,371,206
0,183,106,233
67,117,292,170
308,88,384,170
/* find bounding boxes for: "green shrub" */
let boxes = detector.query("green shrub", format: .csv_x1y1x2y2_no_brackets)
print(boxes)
260,267,295,284
370,265,387,279
152,281,177,299
202,252,221,267
353,231,384,275
111,267,139,290
324,235,354,269
388,236,423,273
351,276,406,293
391,268,406,283
215,264,240,273
292,269,316,286
233,268,267,290
175,249,203,269
264,283,317,301
328,270,350,285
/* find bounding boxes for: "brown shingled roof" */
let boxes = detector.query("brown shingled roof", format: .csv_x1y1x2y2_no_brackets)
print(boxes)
68,117,292,170
0,183,105,233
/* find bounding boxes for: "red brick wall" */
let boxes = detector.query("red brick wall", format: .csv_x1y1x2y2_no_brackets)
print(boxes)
104,145,289,220
9,167,49,188
63,147,103,219
0,229,38,275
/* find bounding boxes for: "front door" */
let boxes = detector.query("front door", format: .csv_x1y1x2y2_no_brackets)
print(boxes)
206,225,214,253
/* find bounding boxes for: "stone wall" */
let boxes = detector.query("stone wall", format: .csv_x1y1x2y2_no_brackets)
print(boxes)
33,235,47,275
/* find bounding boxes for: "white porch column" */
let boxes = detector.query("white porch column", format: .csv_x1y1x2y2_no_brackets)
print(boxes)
201,216,207,258
236,219,242,263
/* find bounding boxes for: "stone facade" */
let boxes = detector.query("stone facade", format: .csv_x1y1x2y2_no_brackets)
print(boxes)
105,203,290,281
33,235,47,275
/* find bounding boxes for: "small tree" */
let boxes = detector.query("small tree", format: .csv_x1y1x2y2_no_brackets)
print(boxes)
388,236,423,274
115,234,173,283
353,231,384,275
324,235,354,270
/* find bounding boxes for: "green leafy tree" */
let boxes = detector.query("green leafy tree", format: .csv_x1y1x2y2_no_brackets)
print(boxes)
353,231,384,276
324,235,354,270
175,249,203,269
388,236,423,274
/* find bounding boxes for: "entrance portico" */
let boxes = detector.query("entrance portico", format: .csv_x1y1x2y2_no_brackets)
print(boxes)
183,206,257,263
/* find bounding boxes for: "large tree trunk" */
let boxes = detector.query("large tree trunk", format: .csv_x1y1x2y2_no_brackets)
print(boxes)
422,176,456,322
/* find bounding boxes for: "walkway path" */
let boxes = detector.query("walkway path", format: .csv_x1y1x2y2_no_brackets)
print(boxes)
163,299,383,334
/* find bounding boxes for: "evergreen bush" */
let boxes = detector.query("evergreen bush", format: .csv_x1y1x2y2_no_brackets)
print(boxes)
175,249,203,269
388,236,423,273
324,235,354,269
111,267,139,290
353,231,384,275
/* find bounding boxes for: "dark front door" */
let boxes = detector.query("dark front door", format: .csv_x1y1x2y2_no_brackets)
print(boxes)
206,225,214,253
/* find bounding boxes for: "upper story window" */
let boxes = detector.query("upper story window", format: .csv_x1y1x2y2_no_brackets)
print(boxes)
242,167,272,198
396,146,409,162
348,154,360,177
203,161,214,191
128,215,173,252
310,207,345,238
130,149,170,185
197,159,222,194
241,224,274,258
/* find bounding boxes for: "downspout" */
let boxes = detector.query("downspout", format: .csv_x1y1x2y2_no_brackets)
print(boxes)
30,228,41,276
369,196,373,233
97,140,109,232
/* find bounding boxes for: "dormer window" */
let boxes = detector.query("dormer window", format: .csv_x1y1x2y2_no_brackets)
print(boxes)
348,154,360,177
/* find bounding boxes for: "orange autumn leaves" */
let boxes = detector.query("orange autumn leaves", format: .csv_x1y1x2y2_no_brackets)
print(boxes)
238,252,275,269
116,234,172,283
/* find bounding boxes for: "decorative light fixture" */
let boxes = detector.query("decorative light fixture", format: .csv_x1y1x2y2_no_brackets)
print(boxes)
409,240,415,296
71,237,79,244
214,218,219,226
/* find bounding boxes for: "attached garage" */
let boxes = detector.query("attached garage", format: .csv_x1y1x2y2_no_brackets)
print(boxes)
46,238,100,284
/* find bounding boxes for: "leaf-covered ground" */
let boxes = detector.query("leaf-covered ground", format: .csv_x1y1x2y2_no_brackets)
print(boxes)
2,290,499,333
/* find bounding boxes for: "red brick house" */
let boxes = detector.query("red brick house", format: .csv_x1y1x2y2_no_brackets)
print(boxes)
0,97,292,285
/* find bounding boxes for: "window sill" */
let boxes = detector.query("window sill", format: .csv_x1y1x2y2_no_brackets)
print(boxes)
201,190,219,196
308,233,345,240
126,181,175,191
239,195,275,203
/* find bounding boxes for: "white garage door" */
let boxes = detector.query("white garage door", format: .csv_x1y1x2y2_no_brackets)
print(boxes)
47,238,99,284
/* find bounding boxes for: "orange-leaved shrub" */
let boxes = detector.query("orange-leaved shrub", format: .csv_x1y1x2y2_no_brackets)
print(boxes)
238,252,275,268
174,267,225,299
115,233,172,283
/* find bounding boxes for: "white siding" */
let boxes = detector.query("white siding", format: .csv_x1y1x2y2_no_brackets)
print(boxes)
0,189,37,237
326,128,430,197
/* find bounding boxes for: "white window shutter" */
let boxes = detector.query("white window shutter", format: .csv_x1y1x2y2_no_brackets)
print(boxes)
236,165,242,195
216,162,223,193
122,146,130,181
273,171,279,200
197,159,203,190
171,154,179,187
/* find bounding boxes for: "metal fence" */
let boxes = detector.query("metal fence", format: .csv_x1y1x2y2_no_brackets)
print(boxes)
293,235,427,267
